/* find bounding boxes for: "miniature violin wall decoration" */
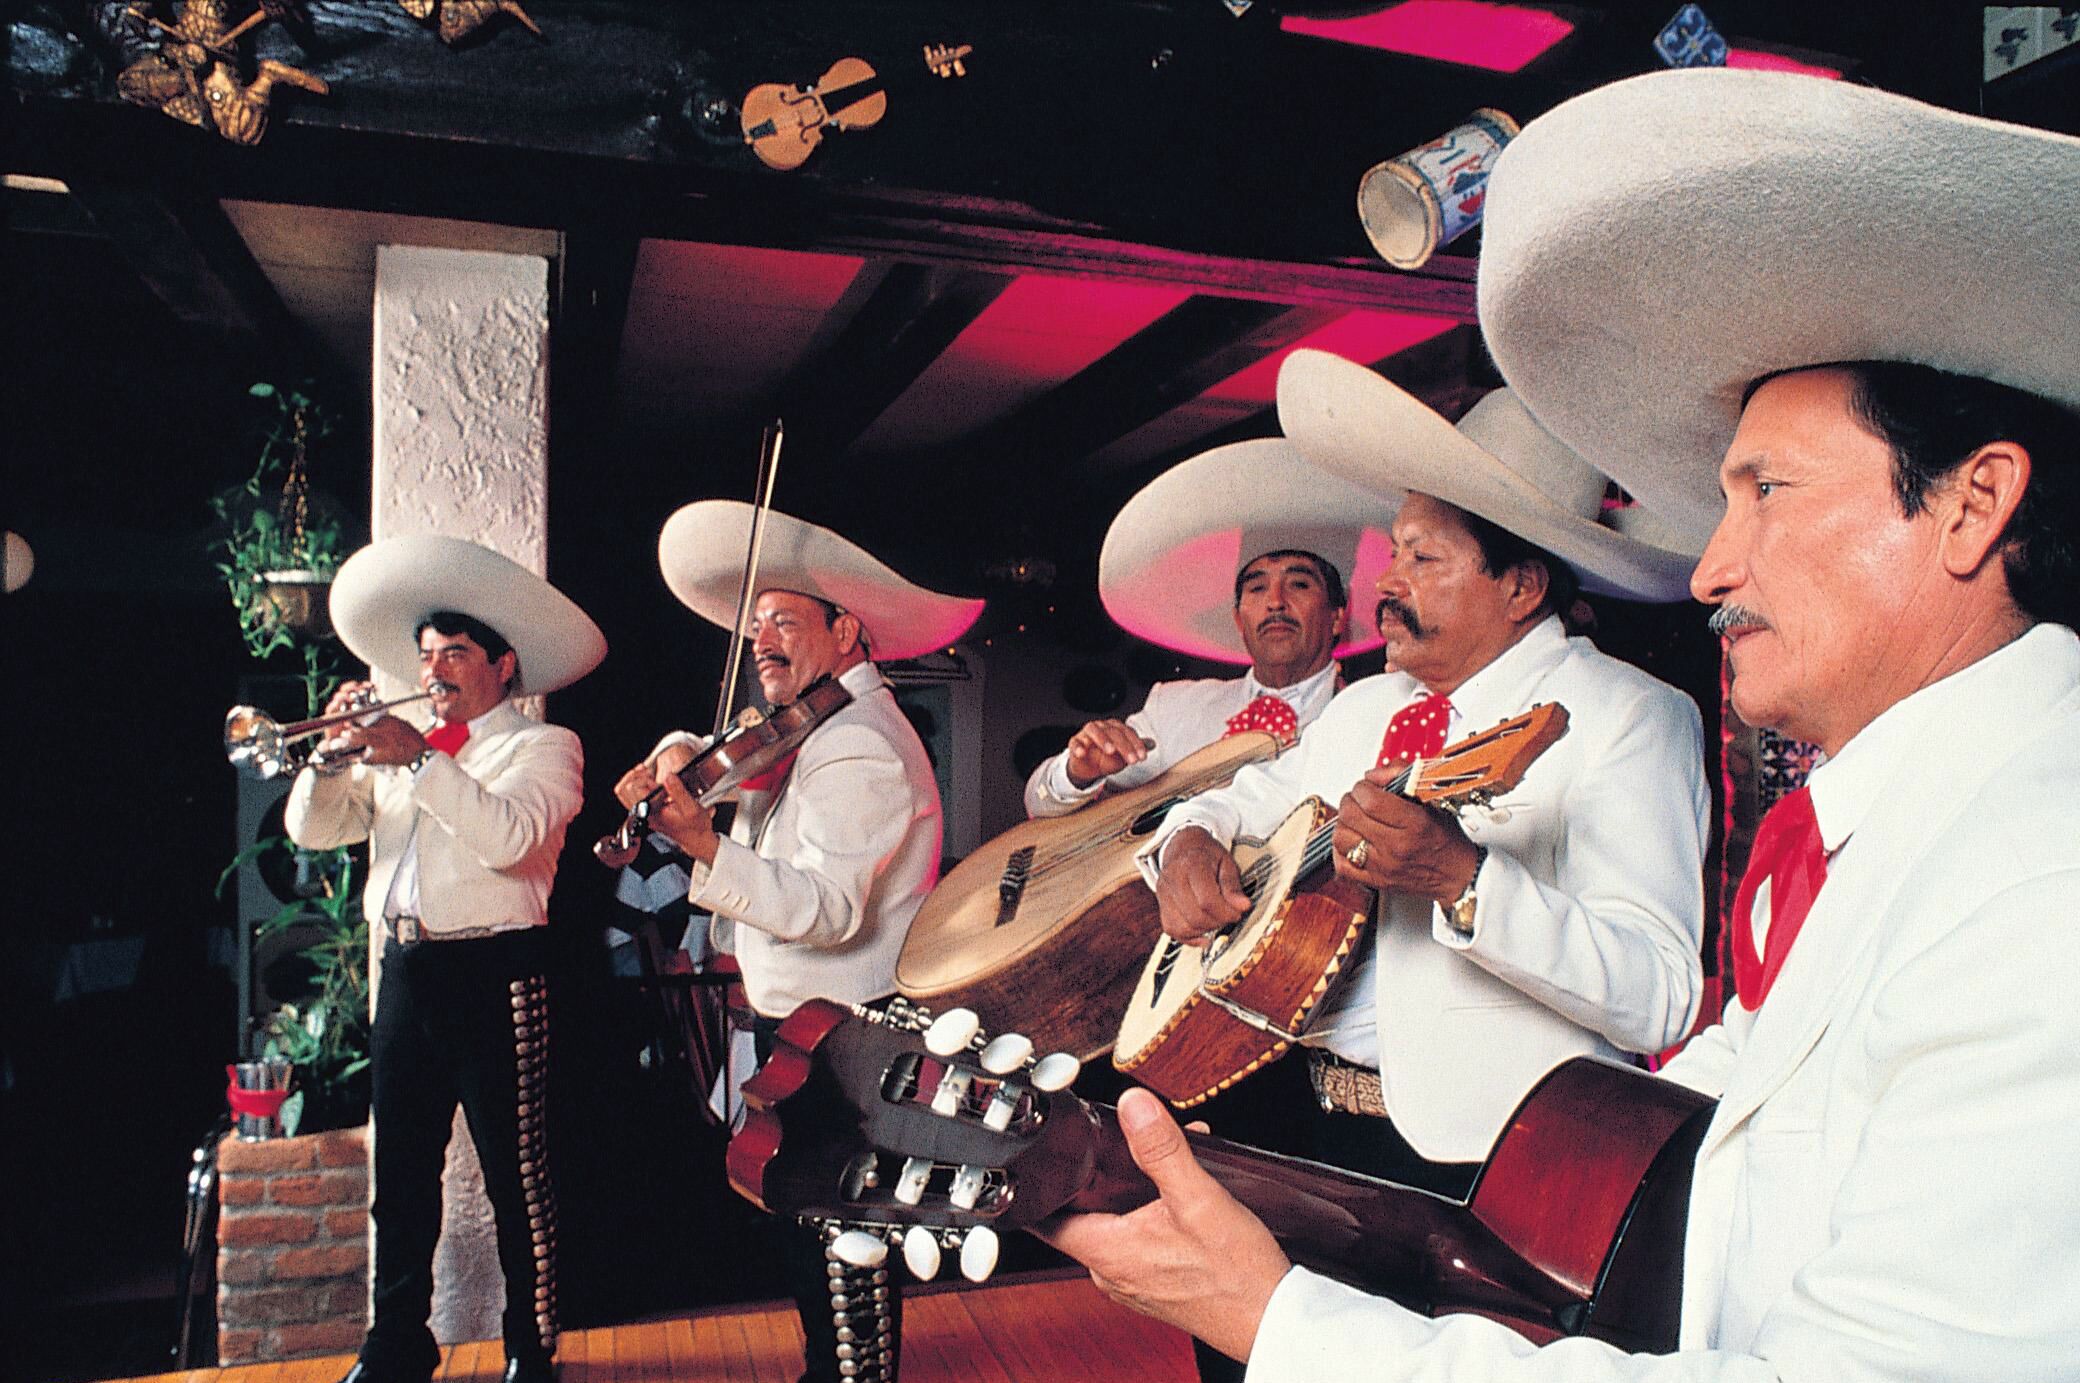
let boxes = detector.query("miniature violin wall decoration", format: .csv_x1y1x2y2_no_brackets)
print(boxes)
740,43,972,172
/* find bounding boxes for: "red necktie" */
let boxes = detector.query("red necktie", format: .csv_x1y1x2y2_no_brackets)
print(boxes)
424,720,470,757
739,749,799,794
1731,786,1827,1010
1225,693,1299,742
1377,692,1451,766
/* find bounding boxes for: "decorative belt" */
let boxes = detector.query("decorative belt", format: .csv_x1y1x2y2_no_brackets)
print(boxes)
1307,1049,1388,1118
386,917,540,945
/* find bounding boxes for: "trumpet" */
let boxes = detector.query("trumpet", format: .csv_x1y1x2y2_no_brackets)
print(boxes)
223,686,444,781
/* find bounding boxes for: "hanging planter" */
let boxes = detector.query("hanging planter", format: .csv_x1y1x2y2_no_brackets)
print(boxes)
259,567,333,638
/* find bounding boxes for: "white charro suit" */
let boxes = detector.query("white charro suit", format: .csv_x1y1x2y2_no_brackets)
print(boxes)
1247,624,2080,1381
1147,616,1708,1162
285,699,582,934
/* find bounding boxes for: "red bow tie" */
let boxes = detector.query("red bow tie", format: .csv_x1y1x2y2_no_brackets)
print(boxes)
1731,786,1828,1010
424,720,471,757
1225,693,1299,742
1377,692,1451,766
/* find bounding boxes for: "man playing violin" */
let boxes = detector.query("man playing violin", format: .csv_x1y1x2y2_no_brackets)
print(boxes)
617,501,982,1383
286,536,605,1383
1024,439,1387,818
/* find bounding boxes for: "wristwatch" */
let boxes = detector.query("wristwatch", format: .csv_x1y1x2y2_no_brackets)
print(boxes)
1444,844,1488,937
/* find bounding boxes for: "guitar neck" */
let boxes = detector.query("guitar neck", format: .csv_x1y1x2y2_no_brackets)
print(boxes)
1064,1103,1590,1336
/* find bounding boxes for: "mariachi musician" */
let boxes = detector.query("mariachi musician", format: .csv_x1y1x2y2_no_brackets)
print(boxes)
1024,438,1391,817
1137,352,1712,1209
287,536,606,1383
613,501,982,1383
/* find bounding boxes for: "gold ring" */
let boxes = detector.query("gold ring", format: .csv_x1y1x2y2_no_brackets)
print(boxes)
1346,839,1370,870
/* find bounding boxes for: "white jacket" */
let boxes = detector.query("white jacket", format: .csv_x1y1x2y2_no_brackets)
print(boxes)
284,700,582,935
1247,625,2080,1381
1146,617,1708,1160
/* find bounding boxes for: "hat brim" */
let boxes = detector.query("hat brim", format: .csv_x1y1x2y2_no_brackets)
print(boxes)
1479,69,2080,544
330,536,606,695
1099,438,1393,664
658,502,983,661
1277,351,1699,602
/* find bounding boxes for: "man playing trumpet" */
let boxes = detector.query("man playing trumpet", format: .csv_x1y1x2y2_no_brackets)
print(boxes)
287,535,605,1383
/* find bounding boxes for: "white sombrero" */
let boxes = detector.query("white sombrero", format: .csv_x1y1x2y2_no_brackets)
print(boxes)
658,501,984,660
1279,350,1700,602
1479,68,2080,545
1099,438,1394,664
330,535,607,694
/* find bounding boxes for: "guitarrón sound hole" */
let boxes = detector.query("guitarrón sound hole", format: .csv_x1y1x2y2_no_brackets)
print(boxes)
1152,939,1182,994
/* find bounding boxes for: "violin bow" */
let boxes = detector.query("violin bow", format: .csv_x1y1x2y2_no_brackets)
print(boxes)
713,419,785,737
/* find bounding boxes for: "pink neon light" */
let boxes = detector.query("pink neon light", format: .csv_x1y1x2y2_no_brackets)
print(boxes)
1206,311,1456,405
1726,48,1843,79
1281,1,1574,73
944,275,1189,377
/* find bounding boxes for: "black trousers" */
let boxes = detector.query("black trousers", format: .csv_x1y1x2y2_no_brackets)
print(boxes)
1189,1053,1477,1382
361,929,557,1376
752,1010,904,1383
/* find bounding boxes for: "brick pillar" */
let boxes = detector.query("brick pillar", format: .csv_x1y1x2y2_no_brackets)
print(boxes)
217,1127,372,1364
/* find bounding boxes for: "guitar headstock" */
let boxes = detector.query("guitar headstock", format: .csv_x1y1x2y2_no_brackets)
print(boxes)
727,999,1095,1283
923,43,972,78
1409,702,1569,810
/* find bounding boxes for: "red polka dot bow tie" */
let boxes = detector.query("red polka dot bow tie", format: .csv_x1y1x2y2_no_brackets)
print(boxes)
1732,785,1828,1010
1225,693,1299,742
424,720,471,757
1376,692,1451,766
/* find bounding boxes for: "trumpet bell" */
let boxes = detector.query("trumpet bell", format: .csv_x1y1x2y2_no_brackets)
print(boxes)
224,704,288,781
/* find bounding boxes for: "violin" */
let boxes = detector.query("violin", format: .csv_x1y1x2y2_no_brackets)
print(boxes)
593,675,853,868
740,44,972,172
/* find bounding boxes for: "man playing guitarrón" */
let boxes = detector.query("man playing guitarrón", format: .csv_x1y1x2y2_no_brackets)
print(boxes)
615,501,982,1383
1024,438,1392,818
1044,69,2080,1382
1137,349,1711,1205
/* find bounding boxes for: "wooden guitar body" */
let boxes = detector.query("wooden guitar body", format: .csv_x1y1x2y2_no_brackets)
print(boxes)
729,1000,1712,1352
896,731,1284,1060
1112,705,1570,1107
1113,797,1371,1106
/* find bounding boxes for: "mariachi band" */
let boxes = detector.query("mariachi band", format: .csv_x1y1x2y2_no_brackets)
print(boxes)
230,68,2080,1383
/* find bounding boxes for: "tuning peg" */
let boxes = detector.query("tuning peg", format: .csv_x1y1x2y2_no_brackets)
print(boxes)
901,1225,942,1280
1029,1052,1080,1091
925,1008,982,1057
979,1032,1034,1074
930,1066,974,1117
832,1230,889,1269
947,1163,988,1211
893,1156,933,1206
1482,805,1513,825
959,1225,1000,1283
981,1087,1019,1133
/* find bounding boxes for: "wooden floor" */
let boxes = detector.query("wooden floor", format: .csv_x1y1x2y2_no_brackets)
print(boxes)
106,1274,1195,1383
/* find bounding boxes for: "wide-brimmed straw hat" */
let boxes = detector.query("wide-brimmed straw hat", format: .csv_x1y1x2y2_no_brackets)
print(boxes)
330,535,607,694
657,501,984,660
1098,437,1395,665
1478,68,2080,546
1278,350,1700,602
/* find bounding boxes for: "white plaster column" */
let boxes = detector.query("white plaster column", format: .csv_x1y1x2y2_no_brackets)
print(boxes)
369,244,551,1347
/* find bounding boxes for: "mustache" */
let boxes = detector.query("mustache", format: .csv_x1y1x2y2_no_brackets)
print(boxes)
756,653,791,670
1707,605,1770,638
425,679,458,695
1376,597,1424,639
1256,615,1299,635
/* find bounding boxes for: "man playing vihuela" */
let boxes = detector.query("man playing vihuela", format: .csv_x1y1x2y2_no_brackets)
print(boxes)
1043,69,2080,1382
1137,348,1713,1204
612,501,982,1383
287,535,606,1383
1023,438,1392,818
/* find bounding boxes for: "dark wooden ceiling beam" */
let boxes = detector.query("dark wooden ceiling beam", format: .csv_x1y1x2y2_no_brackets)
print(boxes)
775,261,1013,462
1003,296,1346,486
63,178,305,358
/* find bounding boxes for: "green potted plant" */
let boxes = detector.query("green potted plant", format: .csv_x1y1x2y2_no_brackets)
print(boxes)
215,382,370,1133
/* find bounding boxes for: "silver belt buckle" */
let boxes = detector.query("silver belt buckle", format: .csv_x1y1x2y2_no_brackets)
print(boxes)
393,916,421,945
